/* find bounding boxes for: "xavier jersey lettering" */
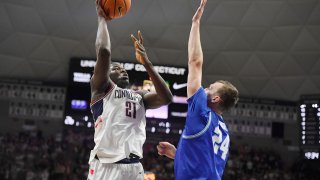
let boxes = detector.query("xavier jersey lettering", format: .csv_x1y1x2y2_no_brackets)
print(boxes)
174,87,230,180
89,84,146,164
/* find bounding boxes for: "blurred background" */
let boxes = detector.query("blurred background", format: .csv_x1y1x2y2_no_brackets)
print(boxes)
0,0,320,179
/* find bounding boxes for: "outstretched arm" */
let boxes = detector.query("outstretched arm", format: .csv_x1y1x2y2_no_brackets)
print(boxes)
187,0,207,98
131,31,173,109
157,142,176,159
91,1,113,100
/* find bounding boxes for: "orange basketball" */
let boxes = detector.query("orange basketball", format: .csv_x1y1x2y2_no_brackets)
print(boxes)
100,0,131,19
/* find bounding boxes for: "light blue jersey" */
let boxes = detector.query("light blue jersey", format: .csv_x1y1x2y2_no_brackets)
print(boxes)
174,87,230,180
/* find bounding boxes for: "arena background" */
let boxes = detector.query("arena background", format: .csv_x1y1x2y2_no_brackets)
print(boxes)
0,0,320,179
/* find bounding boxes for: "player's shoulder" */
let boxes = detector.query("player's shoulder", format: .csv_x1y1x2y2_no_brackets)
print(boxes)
188,87,206,101
91,80,114,93
91,82,115,102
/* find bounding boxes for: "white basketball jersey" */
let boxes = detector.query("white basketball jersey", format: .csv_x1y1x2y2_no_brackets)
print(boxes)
89,84,146,163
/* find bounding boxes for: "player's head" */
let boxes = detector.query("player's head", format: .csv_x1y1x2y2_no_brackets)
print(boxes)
109,62,129,88
205,80,239,113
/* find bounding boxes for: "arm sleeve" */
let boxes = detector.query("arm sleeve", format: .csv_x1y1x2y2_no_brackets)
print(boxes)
183,87,210,136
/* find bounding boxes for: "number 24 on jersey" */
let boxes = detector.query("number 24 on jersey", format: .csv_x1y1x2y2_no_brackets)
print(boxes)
212,126,230,160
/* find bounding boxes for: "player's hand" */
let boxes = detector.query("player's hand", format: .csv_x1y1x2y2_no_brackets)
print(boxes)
95,0,111,21
157,142,176,159
192,0,207,23
131,31,149,65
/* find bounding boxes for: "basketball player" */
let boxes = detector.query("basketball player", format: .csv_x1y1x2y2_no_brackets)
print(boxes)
87,1,173,180
157,0,239,179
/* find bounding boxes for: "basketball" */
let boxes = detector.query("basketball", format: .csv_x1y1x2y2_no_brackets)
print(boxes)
100,0,131,19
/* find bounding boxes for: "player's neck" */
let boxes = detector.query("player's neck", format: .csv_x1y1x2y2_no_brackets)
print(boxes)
214,109,223,116
117,83,129,89
211,104,223,116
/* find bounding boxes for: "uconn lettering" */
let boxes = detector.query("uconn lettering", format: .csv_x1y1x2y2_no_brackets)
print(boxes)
114,90,140,101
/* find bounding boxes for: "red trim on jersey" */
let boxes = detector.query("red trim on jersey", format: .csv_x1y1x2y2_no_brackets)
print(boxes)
95,117,103,128
90,169,94,175
90,83,115,107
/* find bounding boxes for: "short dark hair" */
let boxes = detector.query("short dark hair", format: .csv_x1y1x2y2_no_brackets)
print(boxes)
111,62,121,67
216,80,239,111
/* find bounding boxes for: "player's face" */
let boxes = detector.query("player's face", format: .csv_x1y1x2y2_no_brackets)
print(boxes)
109,63,129,88
205,82,224,104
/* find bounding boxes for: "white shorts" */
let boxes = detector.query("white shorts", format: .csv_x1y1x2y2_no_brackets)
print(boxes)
87,159,144,180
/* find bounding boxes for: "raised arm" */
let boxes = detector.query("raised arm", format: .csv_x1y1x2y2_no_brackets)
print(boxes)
187,0,207,98
131,31,173,109
90,2,113,100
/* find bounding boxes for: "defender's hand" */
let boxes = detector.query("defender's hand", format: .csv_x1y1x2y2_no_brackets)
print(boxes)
131,31,148,65
157,142,176,159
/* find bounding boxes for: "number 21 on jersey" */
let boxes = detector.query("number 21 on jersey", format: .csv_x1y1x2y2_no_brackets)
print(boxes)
125,101,136,119
212,126,230,160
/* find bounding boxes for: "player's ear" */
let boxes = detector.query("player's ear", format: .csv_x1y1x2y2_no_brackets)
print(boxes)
211,96,221,103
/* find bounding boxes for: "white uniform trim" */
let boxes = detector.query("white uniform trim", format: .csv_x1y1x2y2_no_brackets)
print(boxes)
219,121,228,131
182,112,212,139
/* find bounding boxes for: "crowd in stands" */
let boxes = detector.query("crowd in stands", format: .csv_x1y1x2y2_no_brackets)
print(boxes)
0,130,318,180
0,130,92,180
224,144,287,180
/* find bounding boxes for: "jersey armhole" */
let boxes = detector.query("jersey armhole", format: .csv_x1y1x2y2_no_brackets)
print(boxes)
90,83,115,107
182,112,212,139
